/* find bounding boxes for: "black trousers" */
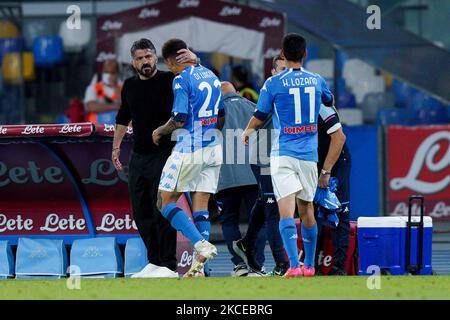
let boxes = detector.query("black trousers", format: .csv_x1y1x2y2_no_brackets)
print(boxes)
317,155,351,270
128,149,177,271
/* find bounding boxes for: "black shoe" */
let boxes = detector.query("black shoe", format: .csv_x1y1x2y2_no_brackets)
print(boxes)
268,262,288,277
328,266,347,276
232,263,249,277
232,239,262,272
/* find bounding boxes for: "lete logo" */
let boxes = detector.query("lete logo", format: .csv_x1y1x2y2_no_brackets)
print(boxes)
138,8,160,19
0,126,7,135
101,20,122,31
178,0,200,8
59,124,82,134
219,6,242,16
177,250,193,268
21,125,44,135
259,17,281,28
390,131,450,194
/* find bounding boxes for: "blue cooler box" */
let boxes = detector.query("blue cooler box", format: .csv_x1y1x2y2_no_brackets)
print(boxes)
357,216,432,275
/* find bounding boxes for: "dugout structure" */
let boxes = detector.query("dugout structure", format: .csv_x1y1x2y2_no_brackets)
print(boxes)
95,0,285,79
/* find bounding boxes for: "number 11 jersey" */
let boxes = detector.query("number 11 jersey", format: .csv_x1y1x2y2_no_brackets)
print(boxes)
254,67,333,162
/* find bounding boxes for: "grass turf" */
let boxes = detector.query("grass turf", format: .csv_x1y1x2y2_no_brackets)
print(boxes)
0,276,449,300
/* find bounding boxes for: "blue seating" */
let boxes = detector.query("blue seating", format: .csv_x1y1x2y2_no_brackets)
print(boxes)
124,237,148,277
412,105,449,125
306,45,319,61
335,50,350,72
15,238,67,279
0,241,14,279
391,79,419,108
377,107,412,125
32,35,64,67
70,237,123,278
0,37,25,65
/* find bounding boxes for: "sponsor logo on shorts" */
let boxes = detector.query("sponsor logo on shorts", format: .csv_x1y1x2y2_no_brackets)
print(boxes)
138,7,160,19
100,20,123,31
259,17,281,28
266,197,275,204
178,0,200,8
219,6,242,16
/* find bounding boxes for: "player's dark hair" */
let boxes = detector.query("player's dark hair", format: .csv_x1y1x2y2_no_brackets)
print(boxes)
130,38,156,57
272,54,284,70
162,39,187,60
231,65,250,84
282,33,306,63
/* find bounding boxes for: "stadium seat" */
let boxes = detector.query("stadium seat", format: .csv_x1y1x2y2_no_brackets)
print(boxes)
306,45,319,61
337,78,357,108
15,238,68,279
0,37,25,66
352,76,385,104
32,36,64,67
70,237,123,278
337,108,363,126
124,237,149,278
343,59,375,89
58,19,91,53
0,20,19,39
361,92,395,123
391,79,419,108
0,241,14,279
377,107,412,126
335,50,350,72
305,59,334,78
2,52,35,83
22,20,54,48
412,105,449,125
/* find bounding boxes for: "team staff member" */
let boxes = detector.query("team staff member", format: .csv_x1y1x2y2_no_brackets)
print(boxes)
84,59,122,124
112,38,197,278
317,104,351,276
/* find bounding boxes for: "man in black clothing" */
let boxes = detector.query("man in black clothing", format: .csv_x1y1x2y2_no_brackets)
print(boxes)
317,104,351,275
112,38,197,278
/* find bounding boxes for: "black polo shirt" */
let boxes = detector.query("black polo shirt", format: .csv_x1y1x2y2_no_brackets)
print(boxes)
116,71,176,155
317,106,351,172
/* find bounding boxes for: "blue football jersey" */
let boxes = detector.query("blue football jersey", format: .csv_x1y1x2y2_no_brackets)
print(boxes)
255,67,333,162
171,65,223,153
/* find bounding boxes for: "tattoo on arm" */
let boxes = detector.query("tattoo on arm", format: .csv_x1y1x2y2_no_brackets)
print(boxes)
158,118,184,136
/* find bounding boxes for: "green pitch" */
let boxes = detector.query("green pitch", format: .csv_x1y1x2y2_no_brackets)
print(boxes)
0,276,449,300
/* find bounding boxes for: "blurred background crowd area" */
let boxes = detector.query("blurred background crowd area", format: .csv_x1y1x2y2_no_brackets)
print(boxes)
0,0,449,126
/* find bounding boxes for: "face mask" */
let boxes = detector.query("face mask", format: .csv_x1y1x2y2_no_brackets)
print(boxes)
102,73,115,86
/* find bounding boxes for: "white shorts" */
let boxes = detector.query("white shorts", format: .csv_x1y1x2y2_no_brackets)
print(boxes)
270,156,318,202
159,144,222,194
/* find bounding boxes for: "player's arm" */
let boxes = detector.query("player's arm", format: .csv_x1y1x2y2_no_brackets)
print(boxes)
242,116,264,145
152,75,188,146
152,116,185,146
112,82,131,171
217,96,226,131
242,79,273,145
319,106,346,188
320,76,334,107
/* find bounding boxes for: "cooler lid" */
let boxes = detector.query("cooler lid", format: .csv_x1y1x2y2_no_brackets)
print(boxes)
357,216,432,228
